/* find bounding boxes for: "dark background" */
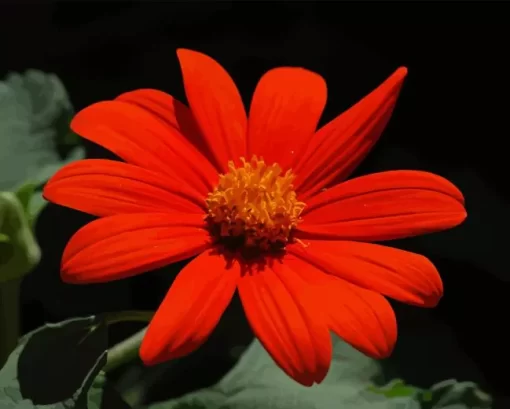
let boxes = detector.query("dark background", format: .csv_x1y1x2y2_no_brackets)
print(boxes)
2,1,508,406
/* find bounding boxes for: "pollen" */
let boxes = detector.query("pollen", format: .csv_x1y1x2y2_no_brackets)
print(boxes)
205,156,305,252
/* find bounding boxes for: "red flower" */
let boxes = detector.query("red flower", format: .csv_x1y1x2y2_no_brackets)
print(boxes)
43,49,466,386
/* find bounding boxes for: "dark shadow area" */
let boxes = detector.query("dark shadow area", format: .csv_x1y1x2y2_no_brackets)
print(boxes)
0,316,113,407
17,317,107,404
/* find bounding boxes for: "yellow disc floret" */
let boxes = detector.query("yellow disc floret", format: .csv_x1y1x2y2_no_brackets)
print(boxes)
206,156,305,251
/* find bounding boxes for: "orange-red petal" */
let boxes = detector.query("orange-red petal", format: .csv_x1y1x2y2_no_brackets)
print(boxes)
298,170,466,241
247,67,327,170
288,240,443,307
71,99,217,195
283,253,397,358
140,249,239,364
177,49,247,172
61,213,210,283
324,281,397,359
43,159,206,216
293,67,408,200
115,89,218,170
237,260,332,386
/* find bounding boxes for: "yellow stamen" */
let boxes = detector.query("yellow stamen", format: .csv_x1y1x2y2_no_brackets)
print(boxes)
205,156,305,251
294,238,309,248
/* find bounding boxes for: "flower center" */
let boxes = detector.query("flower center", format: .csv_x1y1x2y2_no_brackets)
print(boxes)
205,156,305,254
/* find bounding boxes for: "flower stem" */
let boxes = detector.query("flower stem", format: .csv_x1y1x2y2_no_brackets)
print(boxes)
104,327,147,373
95,310,153,373
0,277,21,367
101,310,154,327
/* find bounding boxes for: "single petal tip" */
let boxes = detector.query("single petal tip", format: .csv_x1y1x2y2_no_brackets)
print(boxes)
176,48,209,62
313,367,330,385
420,285,443,308
42,181,62,204
449,208,468,231
139,336,177,367
60,267,79,284
423,295,442,308
380,344,396,359
139,341,158,366
176,48,192,57
41,187,51,202
395,66,408,79
366,340,395,360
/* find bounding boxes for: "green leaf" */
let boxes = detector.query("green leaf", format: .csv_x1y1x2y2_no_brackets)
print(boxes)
148,336,417,409
0,69,85,277
149,337,493,409
0,316,129,408
0,192,40,282
0,69,85,222
14,182,42,228
14,183,37,218
31,145,86,190
87,372,132,409
369,379,492,408
417,379,492,409
368,379,422,399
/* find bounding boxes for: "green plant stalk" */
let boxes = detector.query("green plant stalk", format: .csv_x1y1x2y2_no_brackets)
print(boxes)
99,310,153,373
0,277,21,367
101,310,154,327
103,327,147,373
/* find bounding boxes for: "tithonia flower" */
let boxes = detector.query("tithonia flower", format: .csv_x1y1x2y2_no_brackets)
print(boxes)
43,49,466,386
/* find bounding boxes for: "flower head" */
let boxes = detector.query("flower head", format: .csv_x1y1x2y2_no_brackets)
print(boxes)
43,49,466,386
